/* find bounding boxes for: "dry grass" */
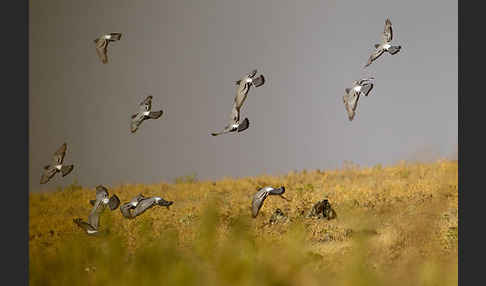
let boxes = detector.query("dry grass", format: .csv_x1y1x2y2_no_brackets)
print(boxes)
29,159,458,286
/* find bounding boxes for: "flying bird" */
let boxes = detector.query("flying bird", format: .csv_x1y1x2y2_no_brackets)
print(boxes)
74,185,120,234
94,33,122,64
211,69,265,136
343,77,375,121
120,194,173,219
364,19,401,68
40,143,74,184
251,186,288,218
130,95,164,133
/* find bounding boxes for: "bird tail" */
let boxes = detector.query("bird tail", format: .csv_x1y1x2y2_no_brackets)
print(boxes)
360,83,374,96
61,165,74,177
237,118,250,132
109,33,122,41
148,110,163,119
387,45,401,55
269,186,286,195
157,199,174,208
252,75,265,87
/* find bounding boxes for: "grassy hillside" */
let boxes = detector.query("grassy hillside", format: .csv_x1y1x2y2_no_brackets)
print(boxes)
29,160,458,286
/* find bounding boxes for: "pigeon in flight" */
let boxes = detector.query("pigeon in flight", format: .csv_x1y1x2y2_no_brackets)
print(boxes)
211,69,265,136
343,77,375,121
40,143,74,184
120,193,173,219
94,33,122,64
130,95,164,133
251,186,289,218
364,19,401,68
74,185,120,234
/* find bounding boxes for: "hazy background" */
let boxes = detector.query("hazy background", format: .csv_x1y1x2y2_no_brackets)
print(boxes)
29,0,457,192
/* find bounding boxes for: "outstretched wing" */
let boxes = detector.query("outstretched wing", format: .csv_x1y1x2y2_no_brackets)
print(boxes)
247,69,258,78
343,90,360,121
383,18,393,42
364,48,384,68
108,194,120,210
234,82,250,110
95,38,108,64
52,143,67,165
40,167,57,184
251,189,269,218
131,117,144,133
87,209,101,230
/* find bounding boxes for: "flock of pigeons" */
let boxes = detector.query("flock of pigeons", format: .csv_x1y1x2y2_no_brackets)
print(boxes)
39,18,401,234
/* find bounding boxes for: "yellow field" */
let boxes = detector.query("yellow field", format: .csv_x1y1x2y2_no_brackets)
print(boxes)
29,160,458,286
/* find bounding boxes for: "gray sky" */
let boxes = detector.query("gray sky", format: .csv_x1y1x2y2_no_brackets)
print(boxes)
30,0,457,192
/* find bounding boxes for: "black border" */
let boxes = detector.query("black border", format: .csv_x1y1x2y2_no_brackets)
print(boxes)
1,0,28,284
459,1,483,285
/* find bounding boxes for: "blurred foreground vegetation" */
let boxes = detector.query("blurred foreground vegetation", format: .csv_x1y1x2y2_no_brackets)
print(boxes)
29,160,458,286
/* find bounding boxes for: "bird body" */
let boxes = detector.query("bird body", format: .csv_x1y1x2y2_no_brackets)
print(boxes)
130,95,164,133
211,69,264,136
343,78,374,121
94,33,122,64
364,19,401,68
120,194,173,219
74,185,120,234
40,143,74,184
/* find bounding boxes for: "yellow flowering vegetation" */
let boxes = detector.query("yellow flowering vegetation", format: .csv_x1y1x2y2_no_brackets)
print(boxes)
29,159,458,286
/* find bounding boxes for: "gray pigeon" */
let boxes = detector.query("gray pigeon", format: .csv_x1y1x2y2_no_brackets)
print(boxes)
364,19,401,68
251,186,288,218
94,33,122,64
40,143,74,184
130,95,164,133
120,193,173,219
211,69,265,136
343,78,374,121
74,185,120,234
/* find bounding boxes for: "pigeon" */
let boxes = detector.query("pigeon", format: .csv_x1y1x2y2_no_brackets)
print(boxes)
120,194,173,219
251,186,288,218
364,19,401,68
130,95,164,133
40,143,74,184
94,33,122,64
343,77,375,121
269,208,289,225
74,185,120,234
307,198,337,220
211,69,265,136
